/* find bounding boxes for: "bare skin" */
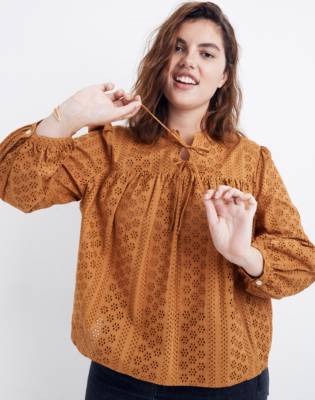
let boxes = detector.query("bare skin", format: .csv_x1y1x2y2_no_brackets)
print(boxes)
36,82,142,138
163,19,263,277
35,21,263,277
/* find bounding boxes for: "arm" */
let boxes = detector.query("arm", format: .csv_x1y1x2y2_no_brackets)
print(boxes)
236,145,315,299
35,100,81,138
0,120,111,213
0,83,141,213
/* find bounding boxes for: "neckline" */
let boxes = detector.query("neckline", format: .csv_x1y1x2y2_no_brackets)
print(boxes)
138,102,215,149
172,129,204,147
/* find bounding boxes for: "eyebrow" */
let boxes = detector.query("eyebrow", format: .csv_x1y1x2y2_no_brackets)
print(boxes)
176,37,221,52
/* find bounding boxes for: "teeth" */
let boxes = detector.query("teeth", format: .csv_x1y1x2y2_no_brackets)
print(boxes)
175,75,197,85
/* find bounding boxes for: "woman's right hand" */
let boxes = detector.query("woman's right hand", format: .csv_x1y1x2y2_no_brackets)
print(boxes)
62,82,142,133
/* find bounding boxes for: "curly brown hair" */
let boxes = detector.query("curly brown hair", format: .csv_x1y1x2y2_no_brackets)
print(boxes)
128,1,245,147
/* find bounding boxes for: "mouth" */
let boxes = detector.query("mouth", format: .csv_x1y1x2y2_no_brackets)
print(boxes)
172,73,199,86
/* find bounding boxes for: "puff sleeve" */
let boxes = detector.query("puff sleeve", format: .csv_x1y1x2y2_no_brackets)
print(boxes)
237,145,315,299
0,120,111,213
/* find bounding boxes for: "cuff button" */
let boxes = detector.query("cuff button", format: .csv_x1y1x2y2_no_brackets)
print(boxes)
255,280,263,286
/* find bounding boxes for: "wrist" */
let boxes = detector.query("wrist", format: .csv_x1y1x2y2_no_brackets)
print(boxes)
228,246,264,278
58,98,85,134
36,100,83,138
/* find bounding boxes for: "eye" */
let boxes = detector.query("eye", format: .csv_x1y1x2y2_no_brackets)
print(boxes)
175,45,184,52
174,45,215,59
201,52,215,59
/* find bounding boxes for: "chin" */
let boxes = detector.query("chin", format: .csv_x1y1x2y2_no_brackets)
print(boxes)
167,95,206,111
165,92,195,107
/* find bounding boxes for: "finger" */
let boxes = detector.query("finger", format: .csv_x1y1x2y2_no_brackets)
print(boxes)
222,187,244,199
231,196,245,209
111,92,141,108
100,82,115,92
242,192,256,203
118,93,141,105
203,189,219,225
219,187,255,204
112,101,142,120
122,106,142,120
213,185,233,199
222,188,245,203
108,89,126,102
225,191,257,210
226,191,256,206
242,193,257,210
204,188,215,200
222,188,239,199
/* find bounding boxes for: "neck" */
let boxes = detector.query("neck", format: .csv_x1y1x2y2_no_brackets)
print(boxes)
167,104,208,138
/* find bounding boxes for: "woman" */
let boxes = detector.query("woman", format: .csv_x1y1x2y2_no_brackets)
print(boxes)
1,2,314,399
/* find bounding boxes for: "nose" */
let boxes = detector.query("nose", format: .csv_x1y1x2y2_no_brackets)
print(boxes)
179,58,196,69
179,50,197,69
179,60,195,70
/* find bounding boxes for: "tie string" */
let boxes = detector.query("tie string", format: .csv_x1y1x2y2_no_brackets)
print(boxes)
130,100,211,234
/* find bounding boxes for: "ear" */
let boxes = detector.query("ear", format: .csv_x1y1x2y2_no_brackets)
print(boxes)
218,71,228,88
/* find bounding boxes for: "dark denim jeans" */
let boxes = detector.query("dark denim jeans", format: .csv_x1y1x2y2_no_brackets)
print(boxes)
85,360,269,400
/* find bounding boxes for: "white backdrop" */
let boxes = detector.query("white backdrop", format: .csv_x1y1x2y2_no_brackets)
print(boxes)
0,1,314,399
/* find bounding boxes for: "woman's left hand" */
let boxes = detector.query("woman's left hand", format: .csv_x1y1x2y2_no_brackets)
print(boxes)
203,185,257,263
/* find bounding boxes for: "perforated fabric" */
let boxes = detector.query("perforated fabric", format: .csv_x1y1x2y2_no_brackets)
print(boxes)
1,117,314,388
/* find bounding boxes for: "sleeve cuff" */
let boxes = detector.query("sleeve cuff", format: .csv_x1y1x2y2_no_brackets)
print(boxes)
23,120,76,148
236,239,274,298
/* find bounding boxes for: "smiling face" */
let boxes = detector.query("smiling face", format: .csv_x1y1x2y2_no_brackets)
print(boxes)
163,18,228,112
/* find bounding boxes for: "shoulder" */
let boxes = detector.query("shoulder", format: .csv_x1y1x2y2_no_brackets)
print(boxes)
238,134,272,160
230,135,274,187
238,134,263,152
65,124,132,173
102,123,134,140
72,123,135,149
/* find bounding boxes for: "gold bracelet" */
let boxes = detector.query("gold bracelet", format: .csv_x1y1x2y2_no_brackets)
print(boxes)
53,105,62,121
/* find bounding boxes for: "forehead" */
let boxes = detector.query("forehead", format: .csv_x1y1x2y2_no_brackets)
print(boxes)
175,19,223,50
